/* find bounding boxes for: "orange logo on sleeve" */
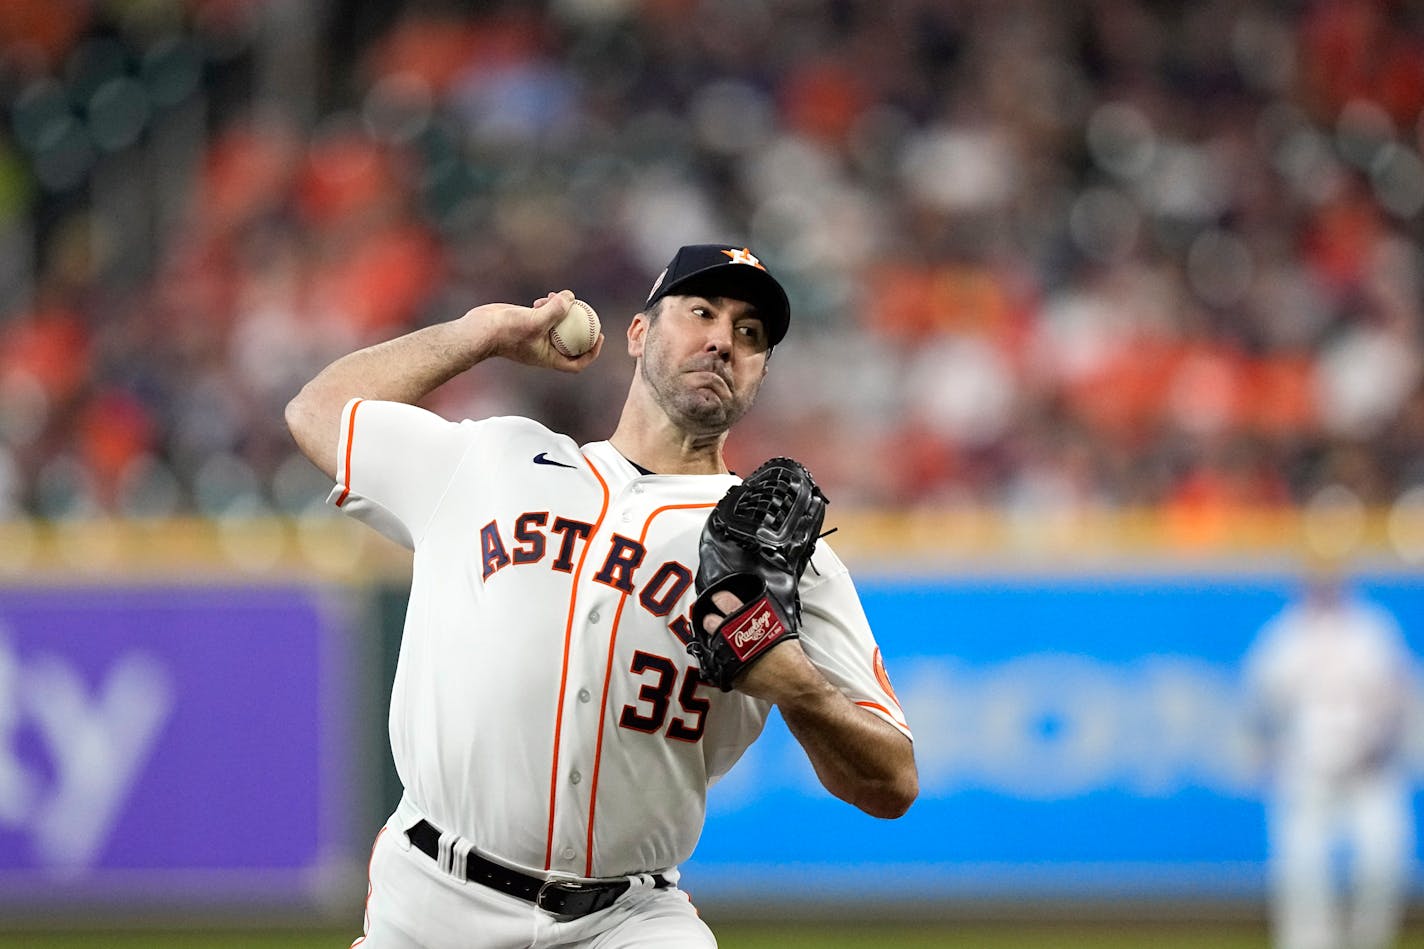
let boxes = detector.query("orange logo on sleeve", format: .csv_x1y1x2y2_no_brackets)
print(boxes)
872,647,899,703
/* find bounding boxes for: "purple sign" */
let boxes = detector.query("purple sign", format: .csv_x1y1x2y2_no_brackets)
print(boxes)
0,585,359,906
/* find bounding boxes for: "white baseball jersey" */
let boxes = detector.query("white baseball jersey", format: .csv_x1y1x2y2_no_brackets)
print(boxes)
328,398,910,880
1244,594,1412,783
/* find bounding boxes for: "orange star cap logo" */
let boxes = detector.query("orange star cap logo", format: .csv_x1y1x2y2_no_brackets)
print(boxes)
721,247,766,271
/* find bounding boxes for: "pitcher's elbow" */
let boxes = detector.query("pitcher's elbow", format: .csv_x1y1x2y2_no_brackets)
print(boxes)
283,387,338,480
284,386,312,438
884,773,919,818
858,772,918,819
283,400,296,439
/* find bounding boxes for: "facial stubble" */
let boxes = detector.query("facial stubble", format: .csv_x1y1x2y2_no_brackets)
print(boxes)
639,325,764,436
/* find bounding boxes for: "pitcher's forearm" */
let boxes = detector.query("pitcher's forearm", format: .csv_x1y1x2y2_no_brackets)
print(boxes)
285,293,599,481
779,681,918,819
741,643,917,819
285,316,498,479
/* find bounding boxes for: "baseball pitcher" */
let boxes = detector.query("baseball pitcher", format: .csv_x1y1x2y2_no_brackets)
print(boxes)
285,244,917,948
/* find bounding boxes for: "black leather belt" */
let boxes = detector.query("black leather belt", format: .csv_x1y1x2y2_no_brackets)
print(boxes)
405,820,671,919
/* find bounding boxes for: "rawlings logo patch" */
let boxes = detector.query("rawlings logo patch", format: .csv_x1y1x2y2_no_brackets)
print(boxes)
731,613,774,649
722,599,784,661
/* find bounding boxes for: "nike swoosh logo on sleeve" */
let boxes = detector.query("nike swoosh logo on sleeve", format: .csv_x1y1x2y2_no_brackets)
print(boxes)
533,452,578,469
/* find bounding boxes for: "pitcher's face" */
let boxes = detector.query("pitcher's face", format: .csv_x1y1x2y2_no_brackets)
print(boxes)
631,295,770,435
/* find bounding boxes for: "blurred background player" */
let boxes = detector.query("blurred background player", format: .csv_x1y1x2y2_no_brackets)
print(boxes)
1244,562,1418,949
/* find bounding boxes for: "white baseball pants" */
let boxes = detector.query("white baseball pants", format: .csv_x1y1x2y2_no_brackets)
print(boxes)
1267,769,1413,949
351,823,716,949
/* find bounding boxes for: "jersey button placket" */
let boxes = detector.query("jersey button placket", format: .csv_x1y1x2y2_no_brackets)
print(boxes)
557,599,601,874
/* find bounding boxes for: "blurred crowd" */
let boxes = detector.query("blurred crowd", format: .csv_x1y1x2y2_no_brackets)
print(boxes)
3,0,1424,529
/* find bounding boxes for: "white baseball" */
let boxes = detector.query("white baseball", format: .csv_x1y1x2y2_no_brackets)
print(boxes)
549,298,600,358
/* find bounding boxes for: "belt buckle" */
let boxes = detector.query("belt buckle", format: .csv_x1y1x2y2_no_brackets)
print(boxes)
536,872,588,918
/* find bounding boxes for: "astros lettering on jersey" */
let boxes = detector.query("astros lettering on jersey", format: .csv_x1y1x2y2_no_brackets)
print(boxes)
329,397,911,880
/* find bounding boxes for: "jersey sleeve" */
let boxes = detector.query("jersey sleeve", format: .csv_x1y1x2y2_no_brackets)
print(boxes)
797,546,912,740
1241,615,1291,741
326,398,474,549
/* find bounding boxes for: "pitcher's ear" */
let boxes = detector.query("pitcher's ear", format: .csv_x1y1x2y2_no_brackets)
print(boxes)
628,311,649,357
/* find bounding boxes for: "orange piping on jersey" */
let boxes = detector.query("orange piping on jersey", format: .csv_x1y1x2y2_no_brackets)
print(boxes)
544,453,610,871
334,399,364,507
584,501,715,876
855,700,912,734
350,825,385,947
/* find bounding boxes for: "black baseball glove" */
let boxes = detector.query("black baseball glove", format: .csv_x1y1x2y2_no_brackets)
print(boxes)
688,457,829,691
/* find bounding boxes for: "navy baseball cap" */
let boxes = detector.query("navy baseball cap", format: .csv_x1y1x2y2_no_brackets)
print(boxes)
644,244,791,346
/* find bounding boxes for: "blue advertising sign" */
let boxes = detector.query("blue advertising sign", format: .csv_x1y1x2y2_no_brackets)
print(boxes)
0,586,359,907
683,571,1424,901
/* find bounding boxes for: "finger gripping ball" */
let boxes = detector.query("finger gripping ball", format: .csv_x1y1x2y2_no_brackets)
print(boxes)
550,299,600,357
